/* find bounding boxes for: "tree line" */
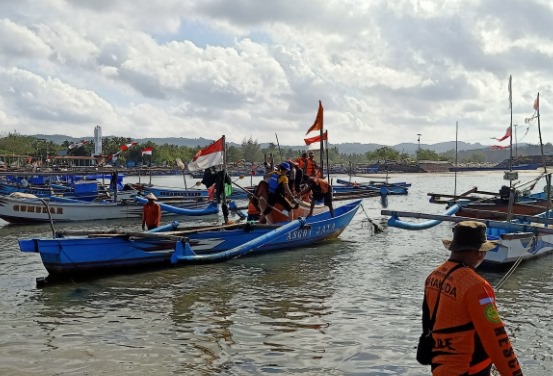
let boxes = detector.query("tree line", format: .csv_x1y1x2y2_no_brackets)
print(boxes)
1,131,546,167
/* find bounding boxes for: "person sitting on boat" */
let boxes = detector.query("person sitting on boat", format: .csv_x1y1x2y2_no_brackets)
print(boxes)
141,193,161,230
259,162,298,223
298,175,334,217
420,221,523,375
246,184,263,222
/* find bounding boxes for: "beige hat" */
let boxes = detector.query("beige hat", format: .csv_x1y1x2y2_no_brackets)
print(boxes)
145,193,157,200
442,221,497,252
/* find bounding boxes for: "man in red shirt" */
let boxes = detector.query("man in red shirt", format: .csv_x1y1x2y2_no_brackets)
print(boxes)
141,193,161,230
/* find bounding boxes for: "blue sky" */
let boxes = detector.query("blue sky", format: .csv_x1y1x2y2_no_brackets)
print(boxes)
0,0,551,148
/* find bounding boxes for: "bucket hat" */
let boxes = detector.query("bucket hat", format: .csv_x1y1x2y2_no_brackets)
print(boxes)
442,221,497,252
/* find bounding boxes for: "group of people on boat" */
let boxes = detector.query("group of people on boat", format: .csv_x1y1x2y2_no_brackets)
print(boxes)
247,151,334,224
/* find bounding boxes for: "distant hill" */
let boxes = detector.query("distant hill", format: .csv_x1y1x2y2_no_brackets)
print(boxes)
31,134,535,159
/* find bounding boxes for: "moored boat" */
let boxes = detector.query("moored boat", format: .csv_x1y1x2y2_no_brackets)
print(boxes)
382,208,553,267
18,199,362,278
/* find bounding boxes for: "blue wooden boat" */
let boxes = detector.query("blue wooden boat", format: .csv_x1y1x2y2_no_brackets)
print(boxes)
382,207,553,267
335,178,409,195
18,200,361,277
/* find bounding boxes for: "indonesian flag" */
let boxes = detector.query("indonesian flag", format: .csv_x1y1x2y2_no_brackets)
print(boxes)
187,137,224,172
120,141,138,151
68,140,90,150
534,96,539,111
496,126,512,142
107,150,121,162
141,147,153,156
304,130,328,145
306,100,323,135
490,145,509,150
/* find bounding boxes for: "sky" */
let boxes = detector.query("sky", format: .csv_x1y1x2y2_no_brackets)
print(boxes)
0,0,551,148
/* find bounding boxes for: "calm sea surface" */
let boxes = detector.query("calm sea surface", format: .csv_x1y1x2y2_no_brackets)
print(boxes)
0,171,551,375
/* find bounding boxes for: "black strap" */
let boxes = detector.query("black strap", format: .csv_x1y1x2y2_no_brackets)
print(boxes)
429,263,464,330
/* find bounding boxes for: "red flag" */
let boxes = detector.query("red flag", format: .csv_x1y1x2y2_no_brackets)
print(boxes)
141,147,153,156
534,96,539,111
304,130,328,145
120,141,138,151
187,137,225,172
490,145,509,150
306,100,323,135
496,127,512,142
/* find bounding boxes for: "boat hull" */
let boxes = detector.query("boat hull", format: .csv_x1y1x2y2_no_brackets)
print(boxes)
484,230,553,266
19,200,361,276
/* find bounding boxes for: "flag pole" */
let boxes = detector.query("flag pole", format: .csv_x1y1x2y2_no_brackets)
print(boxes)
221,135,229,224
508,75,513,188
319,101,324,177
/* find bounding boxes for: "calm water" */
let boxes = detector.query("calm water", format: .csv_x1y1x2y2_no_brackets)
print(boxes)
0,171,551,375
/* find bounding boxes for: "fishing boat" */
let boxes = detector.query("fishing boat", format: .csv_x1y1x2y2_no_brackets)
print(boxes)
448,163,540,172
334,178,409,195
382,207,553,267
0,192,220,224
18,199,362,278
428,182,552,220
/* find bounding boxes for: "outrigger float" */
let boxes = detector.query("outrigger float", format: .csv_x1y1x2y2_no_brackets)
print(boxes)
382,208,553,267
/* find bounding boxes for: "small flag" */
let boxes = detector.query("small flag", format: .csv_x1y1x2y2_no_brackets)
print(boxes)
120,141,138,151
187,137,225,172
141,147,153,156
306,100,323,135
478,293,495,305
304,130,328,145
108,150,121,162
68,140,89,150
490,145,509,150
496,126,512,142
533,96,539,111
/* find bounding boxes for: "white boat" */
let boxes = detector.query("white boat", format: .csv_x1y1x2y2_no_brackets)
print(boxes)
0,191,220,224
484,228,553,266
383,208,553,267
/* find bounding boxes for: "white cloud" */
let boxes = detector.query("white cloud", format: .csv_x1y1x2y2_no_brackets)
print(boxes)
0,0,551,148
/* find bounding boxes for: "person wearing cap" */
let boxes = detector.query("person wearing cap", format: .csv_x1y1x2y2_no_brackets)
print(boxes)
259,161,297,223
297,175,334,217
141,193,162,230
421,221,523,375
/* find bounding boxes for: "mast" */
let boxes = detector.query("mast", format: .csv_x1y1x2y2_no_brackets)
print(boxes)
454,121,458,197
508,74,513,186
221,134,229,224
535,93,551,224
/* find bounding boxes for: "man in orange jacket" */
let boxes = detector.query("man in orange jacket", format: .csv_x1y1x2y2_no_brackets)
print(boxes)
141,193,162,230
421,221,523,375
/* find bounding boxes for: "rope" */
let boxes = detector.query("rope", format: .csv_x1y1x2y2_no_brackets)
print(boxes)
493,234,536,290
360,204,384,234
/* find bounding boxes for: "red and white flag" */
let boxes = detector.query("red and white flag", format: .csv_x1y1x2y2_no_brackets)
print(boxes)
141,147,153,156
120,141,138,151
107,150,121,162
304,130,328,145
187,137,224,172
68,140,89,150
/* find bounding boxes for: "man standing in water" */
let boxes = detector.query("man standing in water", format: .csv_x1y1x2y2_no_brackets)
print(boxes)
141,193,161,230
420,221,523,375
